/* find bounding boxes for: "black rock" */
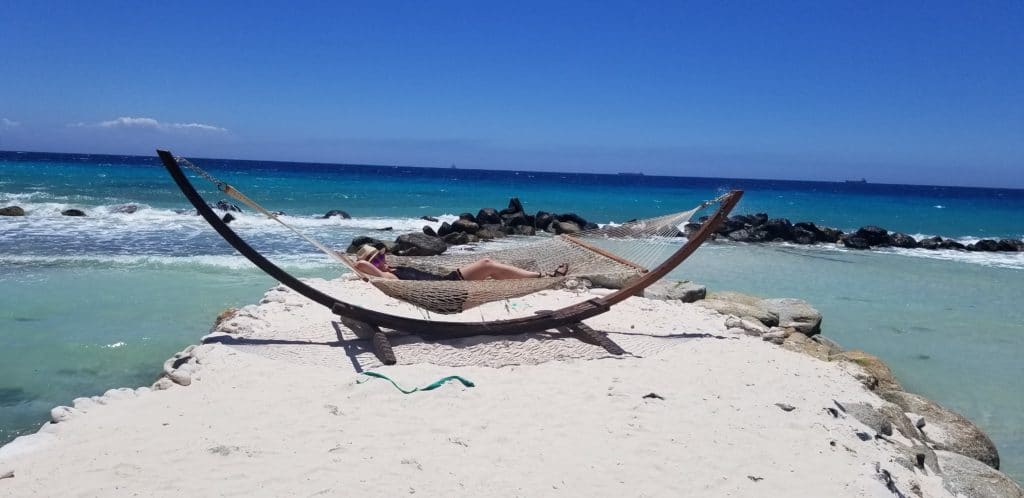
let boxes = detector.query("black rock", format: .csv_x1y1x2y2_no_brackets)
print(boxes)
458,212,477,223
583,222,599,231
719,217,749,235
394,233,447,256
475,227,505,240
939,239,966,250
422,226,437,237
476,208,501,225
499,197,524,216
997,239,1024,252
819,227,844,243
437,221,454,237
0,206,26,216
752,213,769,226
763,218,794,241
728,228,769,242
376,227,393,231
270,211,286,217
843,236,871,250
61,209,86,217
420,215,439,222
322,209,351,219
222,213,235,224
442,231,470,246
452,219,480,234
502,211,529,227
480,223,511,235
513,225,536,236
855,226,891,246
683,222,702,237
971,239,1000,252
534,211,555,231
109,204,139,214
890,233,919,248
792,227,817,245
216,200,243,212
918,236,943,250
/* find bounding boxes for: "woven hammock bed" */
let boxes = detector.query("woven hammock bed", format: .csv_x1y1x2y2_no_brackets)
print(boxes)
158,150,743,364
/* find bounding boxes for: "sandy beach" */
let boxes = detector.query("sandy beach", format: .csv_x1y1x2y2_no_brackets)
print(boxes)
5,277,1000,497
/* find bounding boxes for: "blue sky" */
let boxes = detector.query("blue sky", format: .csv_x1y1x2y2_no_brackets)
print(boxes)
1,1,1021,187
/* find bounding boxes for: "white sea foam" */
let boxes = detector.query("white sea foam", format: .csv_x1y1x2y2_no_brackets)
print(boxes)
771,241,1024,270
0,253,341,272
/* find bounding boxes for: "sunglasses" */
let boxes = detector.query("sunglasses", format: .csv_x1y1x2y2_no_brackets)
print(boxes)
369,253,386,268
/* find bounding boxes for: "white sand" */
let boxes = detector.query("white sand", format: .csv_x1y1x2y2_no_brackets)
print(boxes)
0,279,951,497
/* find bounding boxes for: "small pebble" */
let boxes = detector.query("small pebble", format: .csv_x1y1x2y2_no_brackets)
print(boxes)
775,403,795,412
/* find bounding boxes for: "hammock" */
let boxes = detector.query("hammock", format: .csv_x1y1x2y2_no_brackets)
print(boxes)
170,155,714,314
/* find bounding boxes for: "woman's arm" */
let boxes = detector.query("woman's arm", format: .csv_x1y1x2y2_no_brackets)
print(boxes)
354,260,398,279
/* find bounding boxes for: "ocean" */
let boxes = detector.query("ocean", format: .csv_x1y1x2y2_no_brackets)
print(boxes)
1,151,1022,480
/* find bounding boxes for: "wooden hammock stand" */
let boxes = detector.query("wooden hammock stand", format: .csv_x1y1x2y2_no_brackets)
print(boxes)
158,150,742,365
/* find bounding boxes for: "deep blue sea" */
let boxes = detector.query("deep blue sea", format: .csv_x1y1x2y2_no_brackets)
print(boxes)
2,151,1022,480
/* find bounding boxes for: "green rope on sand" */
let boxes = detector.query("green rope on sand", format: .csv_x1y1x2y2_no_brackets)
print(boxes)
357,371,475,394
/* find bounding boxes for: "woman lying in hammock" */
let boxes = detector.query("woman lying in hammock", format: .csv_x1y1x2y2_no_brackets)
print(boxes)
354,244,569,281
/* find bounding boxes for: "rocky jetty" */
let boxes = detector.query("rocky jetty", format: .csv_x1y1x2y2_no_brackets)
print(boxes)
707,213,1024,253
349,197,598,256
644,283,1022,497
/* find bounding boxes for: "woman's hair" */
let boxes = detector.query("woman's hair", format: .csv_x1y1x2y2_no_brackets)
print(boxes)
355,244,380,262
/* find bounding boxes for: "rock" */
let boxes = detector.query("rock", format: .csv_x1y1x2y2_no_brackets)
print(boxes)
222,213,235,224
0,206,25,216
831,350,902,391
476,208,501,225
842,236,871,249
109,204,139,214
971,239,1000,252
838,401,923,439
553,220,581,235
696,299,779,327
50,406,79,423
708,291,763,307
763,218,794,241
557,213,590,229
643,280,707,303
322,209,351,219
437,221,454,237
810,335,844,356
216,200,242,212
761,328,790,344
61,209,86,217
819,227,844,243
855,226,891,246
534,211,555,231
345,236,386,254
792,226,817,244
442,231,470,246
781,331,830,359
892,442,940,473
728,228,770,243
513,225,536,236
394,233,447,256
890,232,919,248
775,403,796,412
506,197,524,214
761,298,822,336
725,316,771,336
502,211,529,227
475,227,504,240
939,239,966,250
420,215,439,222
879,390,1000,469
452,219,480,234
918,236,943,250
935,450,1023,498
152,377,175,390
422,225,437,237
997,239,1023,252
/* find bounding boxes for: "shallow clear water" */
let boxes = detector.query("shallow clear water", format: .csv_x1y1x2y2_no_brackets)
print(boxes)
1,151,1022,480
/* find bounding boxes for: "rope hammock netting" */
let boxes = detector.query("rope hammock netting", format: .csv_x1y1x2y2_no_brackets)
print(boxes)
175,156,725,314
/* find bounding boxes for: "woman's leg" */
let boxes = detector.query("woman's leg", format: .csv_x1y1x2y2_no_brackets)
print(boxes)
458,258,542,280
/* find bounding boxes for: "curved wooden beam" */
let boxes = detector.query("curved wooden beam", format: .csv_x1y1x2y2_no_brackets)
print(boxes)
158,150,741,339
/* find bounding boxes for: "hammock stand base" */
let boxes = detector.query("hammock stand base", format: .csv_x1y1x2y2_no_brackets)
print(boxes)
157,149,741,365
339,311,626,366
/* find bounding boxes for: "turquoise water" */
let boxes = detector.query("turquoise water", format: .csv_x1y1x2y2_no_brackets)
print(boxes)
1,151,1022,480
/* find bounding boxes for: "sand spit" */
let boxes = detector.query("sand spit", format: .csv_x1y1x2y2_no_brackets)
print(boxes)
0,278,1006,497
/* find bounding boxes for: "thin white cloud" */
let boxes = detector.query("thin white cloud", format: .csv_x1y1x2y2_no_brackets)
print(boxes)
1,118,20,128
81,116,227,133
